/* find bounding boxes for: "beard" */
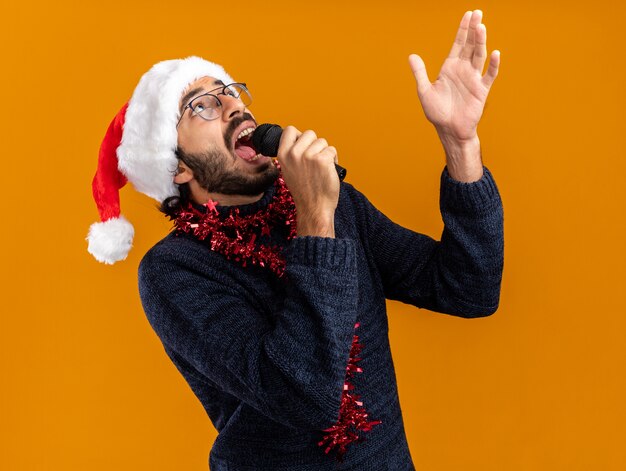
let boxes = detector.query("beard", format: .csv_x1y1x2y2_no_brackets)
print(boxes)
176,113,280,196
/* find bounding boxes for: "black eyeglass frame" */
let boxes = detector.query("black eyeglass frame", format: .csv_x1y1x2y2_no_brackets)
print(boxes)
176,82,251,128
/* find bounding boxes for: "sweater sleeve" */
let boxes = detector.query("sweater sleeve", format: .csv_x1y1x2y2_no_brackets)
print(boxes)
138,236,359,431
349,165,504,318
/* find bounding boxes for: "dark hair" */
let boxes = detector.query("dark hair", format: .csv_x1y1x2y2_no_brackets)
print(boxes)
158,148,192,219
159,182,191,219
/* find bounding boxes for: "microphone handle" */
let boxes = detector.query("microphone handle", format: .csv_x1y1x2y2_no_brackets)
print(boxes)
334,163,347,181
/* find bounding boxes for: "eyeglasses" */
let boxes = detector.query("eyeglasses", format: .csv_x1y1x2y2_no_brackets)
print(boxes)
176,82,252,128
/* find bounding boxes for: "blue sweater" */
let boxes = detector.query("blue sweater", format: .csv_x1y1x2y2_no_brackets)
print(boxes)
138,165,504,470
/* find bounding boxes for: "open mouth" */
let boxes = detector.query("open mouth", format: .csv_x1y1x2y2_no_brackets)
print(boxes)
234,126,263,161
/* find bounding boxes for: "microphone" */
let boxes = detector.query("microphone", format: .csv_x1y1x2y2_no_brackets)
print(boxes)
252,123,347,181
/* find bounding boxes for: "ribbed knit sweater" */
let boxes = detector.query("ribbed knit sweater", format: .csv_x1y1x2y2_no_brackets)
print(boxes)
137,165,504,470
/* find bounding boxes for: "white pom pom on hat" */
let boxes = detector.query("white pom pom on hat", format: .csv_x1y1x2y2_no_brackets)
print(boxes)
86,56,235,264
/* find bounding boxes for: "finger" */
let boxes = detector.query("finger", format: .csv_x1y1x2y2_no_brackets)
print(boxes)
279,125,302,147
290,129,318,157
277,125,302,158
330,146,338,165
408,54,431,96
460,10,483,61
472,23,488,72
319,146,338,166
481,50,501,89
448,10,472,58
302,138,329,159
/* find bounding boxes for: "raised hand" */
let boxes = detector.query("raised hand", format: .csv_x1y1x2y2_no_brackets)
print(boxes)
408,10,500,143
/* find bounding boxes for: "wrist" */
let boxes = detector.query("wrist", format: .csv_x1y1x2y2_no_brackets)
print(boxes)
436,131,483,183
296,213,335,238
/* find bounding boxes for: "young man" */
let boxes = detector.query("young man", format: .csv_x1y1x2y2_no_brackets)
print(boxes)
87,10,503,470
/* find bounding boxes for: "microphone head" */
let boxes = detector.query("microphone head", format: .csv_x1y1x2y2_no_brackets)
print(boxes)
252,123,282,157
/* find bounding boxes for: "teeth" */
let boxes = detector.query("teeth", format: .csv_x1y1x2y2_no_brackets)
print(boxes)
236,127,256,141
248,153,262,161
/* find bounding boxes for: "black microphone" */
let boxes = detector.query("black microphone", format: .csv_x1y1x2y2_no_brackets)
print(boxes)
252,123,347,181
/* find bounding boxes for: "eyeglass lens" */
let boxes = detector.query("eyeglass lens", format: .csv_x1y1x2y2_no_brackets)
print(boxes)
189,84,251,120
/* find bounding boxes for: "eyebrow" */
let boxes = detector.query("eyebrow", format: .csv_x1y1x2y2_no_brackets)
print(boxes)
178,80,225,116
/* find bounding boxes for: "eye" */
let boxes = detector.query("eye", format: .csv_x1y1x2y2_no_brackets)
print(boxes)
191,103,205,113
191,95,219,114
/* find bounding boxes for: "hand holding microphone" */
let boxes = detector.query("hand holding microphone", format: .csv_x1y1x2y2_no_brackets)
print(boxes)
253,124,342,238
252,124,347,181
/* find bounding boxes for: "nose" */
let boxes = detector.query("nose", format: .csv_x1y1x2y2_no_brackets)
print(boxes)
221,94,246,121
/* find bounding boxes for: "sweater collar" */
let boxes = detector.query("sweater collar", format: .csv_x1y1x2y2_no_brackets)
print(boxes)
190,181,277,217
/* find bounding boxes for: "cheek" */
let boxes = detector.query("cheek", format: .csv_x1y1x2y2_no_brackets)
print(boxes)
178,125,227,155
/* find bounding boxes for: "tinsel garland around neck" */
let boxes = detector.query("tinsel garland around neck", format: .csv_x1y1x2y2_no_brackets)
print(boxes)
172,173,297,277
170,172,382,462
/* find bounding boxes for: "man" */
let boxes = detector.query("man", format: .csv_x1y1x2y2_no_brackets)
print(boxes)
87,9,503,470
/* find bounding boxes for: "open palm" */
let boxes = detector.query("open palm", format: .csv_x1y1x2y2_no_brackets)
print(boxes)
409,10,500,142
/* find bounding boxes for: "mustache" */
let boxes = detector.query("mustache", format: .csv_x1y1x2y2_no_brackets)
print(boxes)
224,112,256,149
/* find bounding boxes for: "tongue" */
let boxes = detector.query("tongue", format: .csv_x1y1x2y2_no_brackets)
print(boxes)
234,142,257,161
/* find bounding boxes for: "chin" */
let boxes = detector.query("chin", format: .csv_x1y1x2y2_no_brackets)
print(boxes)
234,163,279,196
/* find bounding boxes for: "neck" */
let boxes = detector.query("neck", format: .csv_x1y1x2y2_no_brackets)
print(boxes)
188,181,264,206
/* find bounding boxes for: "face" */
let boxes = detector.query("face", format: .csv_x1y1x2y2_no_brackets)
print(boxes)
175,76,278,196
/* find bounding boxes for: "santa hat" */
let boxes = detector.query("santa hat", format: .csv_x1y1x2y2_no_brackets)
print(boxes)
86,56,235,264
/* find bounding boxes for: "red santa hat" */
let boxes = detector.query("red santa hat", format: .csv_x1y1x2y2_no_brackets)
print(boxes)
86,56,235,264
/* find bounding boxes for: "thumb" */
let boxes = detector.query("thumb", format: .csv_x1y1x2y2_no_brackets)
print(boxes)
408,54,430,96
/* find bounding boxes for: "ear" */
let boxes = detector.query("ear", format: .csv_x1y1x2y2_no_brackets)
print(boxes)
174,161,193,184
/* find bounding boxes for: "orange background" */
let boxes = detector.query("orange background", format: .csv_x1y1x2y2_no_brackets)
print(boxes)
1,0,625,469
